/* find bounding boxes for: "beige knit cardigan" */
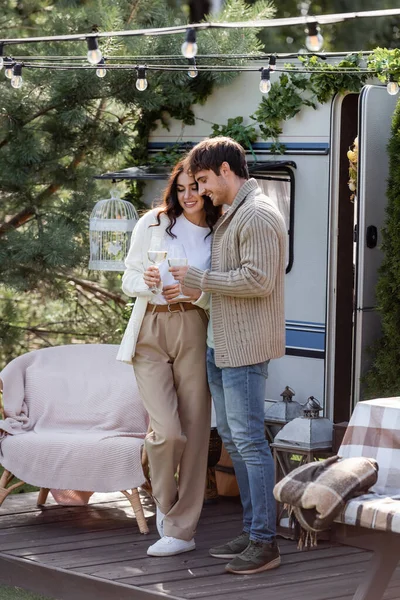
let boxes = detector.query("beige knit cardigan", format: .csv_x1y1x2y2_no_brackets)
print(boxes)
184,178,286,368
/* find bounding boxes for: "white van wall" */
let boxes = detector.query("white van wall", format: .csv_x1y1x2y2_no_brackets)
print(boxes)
145,69,334,409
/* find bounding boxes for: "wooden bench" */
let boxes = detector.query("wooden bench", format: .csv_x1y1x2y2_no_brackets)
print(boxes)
333,493,400,600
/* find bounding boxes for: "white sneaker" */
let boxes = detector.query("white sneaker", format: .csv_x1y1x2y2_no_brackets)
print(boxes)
156,507,165,537
147,536,196,557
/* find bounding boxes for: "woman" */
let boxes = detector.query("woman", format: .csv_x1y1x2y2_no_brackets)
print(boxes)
117,159,221,557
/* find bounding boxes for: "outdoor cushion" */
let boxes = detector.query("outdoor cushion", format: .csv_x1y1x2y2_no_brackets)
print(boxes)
335,492,400,534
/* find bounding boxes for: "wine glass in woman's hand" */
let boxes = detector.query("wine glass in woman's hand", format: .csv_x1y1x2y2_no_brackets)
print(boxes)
146,238,167,294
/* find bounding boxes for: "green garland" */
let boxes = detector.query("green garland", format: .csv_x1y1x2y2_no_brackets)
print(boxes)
200,49,399,154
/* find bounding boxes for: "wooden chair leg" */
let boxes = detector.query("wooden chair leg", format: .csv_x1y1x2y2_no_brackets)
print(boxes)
37,488,50,507
352,545,399,600
121,488,149,534
0,469,25,506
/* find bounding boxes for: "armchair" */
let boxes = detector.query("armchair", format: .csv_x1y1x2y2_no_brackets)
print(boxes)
0,344,149,533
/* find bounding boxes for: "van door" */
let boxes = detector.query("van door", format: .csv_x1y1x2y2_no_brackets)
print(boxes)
352,85,398,405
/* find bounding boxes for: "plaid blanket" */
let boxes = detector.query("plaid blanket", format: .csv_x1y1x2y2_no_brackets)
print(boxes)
273,455,378,548
335,493,400,534
339,397,400,496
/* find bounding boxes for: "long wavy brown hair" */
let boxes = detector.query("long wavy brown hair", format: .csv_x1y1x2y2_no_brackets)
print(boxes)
151,158,222,238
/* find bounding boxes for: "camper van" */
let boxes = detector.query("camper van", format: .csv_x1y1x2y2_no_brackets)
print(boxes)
101,70,397,424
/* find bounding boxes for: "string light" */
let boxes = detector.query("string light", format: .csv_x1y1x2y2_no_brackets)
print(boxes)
11,63,23,88
305,21,324,52
0,43,4,70
86,37,102,65
187,57,198,78
4,59,15,79
181,28,198,59
259,67,271,94
269,54,277,71
96,57,107,78
387,74,399,96
136,66,148,91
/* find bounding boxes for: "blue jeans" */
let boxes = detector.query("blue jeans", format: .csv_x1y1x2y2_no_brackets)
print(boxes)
207,347,276,542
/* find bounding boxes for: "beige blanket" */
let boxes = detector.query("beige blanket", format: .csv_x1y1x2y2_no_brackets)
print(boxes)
0,344,148,492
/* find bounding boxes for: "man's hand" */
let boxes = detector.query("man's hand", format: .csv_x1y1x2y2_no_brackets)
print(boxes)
143,265,161,289
162,284,181,303
169,265,189,283
181,285,201,301
162,283,202,302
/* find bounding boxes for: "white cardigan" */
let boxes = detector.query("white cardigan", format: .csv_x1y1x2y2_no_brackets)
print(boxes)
117,209,209,364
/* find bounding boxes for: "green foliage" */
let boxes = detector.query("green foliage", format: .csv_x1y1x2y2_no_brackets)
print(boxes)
305,54,369,104
368,47,400,84
364,99,400,397
251,71,316,143
210,117,258,150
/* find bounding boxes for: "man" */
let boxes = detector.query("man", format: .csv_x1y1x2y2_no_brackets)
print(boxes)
170,136,286,575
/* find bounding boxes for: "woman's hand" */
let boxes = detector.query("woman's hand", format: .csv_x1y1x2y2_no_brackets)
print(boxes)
143,266,161,289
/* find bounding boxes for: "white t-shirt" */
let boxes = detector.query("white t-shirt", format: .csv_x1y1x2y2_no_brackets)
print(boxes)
150,214,212,305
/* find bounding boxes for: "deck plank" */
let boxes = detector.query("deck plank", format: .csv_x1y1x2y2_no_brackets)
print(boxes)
0,491,399,600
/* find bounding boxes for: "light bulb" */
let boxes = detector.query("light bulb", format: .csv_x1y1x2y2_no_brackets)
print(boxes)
11,75,23,89
387,79,399,96
136,66,148,91
96,58,107,78
181,28,197,59
86,37,102,65
187,58,198,78
305,22,324,52
5,61,14,79
259,68,271,94
11,63,23,89
260,79,271,94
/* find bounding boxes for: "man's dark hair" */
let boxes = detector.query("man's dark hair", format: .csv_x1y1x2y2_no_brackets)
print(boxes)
188,136,249,179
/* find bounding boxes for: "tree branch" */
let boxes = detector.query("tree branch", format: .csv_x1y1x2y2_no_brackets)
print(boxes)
59,273,126,307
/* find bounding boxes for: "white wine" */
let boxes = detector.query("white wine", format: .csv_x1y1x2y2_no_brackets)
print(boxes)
168,257,188,267
147,250,167,265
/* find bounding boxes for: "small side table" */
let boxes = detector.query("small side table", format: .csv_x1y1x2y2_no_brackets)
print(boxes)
271,442,333,538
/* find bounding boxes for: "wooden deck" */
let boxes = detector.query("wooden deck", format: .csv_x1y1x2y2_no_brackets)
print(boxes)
0,491,400,600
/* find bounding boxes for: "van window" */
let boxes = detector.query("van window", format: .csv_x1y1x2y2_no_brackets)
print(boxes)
253,169,294,273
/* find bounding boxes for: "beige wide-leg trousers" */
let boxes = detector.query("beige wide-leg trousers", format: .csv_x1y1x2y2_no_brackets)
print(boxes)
133,306,211,541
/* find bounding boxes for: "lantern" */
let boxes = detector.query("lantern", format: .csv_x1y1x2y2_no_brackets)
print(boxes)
264,386,303,443
271,396,333,537
273,396,333,452
89,187,138,271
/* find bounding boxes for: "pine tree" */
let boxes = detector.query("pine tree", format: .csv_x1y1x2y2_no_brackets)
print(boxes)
0,0,269,367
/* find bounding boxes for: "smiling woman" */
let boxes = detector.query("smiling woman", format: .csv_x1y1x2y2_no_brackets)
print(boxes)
117,158,222,558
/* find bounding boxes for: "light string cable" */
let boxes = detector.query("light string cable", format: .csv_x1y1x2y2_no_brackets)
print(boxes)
17,61,380,75
1,7,400,46
8,50,376,63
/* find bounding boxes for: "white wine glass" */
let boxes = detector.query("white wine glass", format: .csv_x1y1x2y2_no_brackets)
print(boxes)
147,237,167,294
167,243,188,300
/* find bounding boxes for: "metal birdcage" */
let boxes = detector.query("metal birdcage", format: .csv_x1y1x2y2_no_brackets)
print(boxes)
89,188,138,271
